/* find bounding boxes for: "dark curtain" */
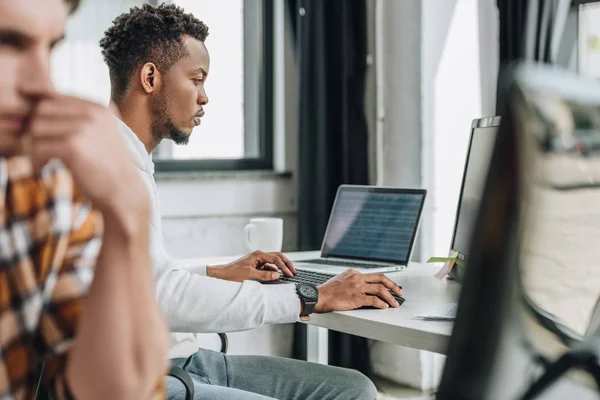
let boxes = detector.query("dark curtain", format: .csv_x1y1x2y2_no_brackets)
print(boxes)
497,0,529,66
496,0,570,112
287,0,372,377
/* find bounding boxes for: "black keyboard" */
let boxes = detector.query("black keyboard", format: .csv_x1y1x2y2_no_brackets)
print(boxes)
278,269,335,285
299,259,393,269
277,270,405,307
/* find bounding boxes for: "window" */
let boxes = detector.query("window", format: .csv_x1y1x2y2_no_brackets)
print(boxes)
154,0,274,172
578,1,600,78
50,0,274,172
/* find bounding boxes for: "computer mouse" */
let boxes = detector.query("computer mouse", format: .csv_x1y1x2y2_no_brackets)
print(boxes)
359,292,405,310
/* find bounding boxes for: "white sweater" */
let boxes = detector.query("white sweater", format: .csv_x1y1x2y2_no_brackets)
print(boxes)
117,120,301,359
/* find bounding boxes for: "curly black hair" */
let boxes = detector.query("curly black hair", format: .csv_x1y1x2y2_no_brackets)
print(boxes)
99,3,209,102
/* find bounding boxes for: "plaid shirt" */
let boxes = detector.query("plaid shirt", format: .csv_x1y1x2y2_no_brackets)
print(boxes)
0,156,163,399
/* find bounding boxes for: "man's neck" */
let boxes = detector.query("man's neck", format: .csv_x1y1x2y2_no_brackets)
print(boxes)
115,99,159,154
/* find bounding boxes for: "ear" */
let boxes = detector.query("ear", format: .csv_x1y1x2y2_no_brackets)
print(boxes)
139,62,161,94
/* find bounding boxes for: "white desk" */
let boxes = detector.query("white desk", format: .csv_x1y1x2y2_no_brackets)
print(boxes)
305,261,458,354
187,251,459,362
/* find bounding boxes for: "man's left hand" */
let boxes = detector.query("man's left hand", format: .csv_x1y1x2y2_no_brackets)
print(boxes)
206,251,296,282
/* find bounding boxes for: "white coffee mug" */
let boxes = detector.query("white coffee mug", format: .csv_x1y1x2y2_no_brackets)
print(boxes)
243,217,283,252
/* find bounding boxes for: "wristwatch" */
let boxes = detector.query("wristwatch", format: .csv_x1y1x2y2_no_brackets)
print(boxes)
296,283,319,321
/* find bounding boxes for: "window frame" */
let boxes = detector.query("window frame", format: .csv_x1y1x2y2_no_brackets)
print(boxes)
154,0,275,173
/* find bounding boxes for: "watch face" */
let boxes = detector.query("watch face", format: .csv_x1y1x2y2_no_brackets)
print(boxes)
298,284,318,300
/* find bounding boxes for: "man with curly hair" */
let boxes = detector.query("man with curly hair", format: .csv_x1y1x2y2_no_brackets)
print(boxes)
0,0,169,398
100,3,403,399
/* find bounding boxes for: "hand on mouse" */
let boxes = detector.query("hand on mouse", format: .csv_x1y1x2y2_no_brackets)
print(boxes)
206,250,297,282
314,269,404,313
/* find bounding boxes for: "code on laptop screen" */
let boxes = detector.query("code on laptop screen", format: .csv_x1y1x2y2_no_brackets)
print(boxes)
321,188,425,263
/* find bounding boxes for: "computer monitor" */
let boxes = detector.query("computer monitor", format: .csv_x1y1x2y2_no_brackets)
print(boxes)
449,117,500,280
437,63,600,399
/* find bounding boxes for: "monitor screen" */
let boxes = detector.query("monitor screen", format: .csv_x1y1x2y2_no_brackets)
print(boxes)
321,187,426,263
451,123,499,262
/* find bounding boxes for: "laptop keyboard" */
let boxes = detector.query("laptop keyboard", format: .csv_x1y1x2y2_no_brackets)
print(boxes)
279,269,335,285
299,259,394,269
277,270,406,307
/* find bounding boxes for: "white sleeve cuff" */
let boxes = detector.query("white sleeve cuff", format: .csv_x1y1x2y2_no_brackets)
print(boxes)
172,258,208,276
186,264,208,276
263,284,302,325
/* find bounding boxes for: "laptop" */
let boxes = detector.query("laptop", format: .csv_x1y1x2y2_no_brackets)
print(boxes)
290,185,427,279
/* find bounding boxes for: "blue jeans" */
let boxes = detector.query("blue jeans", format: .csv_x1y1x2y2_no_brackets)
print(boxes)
165,348,377,400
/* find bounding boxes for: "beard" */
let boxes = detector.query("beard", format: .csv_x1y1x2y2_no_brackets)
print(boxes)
154,119,190,145
150,90,191,146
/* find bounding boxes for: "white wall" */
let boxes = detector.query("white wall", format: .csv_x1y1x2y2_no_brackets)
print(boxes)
377,0,422,190
157,175,297,257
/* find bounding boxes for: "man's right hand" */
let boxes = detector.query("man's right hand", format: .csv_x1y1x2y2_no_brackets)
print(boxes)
207,251,297,282
29,94,148,227
314,269,404,313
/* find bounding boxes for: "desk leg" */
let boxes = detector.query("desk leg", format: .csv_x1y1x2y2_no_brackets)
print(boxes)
306,325,329,364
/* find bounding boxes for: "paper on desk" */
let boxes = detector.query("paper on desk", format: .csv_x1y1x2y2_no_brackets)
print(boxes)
427,250,460,279
413,302,458,321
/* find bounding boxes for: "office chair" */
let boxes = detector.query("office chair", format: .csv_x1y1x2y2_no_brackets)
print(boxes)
217,332,229,353
34,333,228,400
168,333,229,400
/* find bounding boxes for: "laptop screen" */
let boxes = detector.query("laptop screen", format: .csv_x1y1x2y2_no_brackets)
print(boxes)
321,187,426,264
